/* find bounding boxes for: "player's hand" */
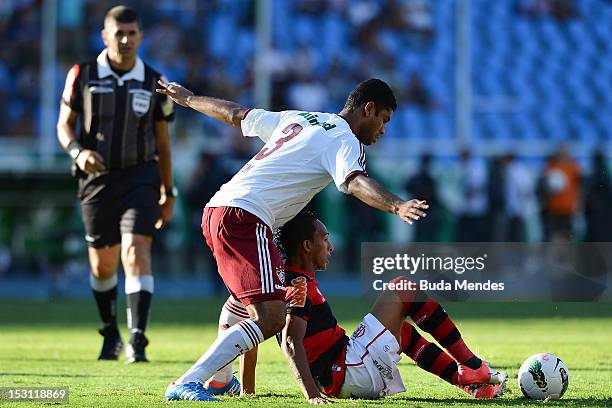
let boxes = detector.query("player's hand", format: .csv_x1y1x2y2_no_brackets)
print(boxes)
75,149,106,174
156,194,175,230
396,199,428,225
156,80,194,107
307,396,332,404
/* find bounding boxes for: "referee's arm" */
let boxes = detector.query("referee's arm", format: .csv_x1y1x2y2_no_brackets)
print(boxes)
56,103,105,173
154,120,175,229
56,103,79,151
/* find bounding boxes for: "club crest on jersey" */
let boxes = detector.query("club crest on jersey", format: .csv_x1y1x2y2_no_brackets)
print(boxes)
352,323,366,339
130,89,151,117
275,267,285,285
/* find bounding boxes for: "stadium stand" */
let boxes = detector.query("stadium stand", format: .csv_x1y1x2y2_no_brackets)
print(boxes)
1,0,611,281
1,0,610,144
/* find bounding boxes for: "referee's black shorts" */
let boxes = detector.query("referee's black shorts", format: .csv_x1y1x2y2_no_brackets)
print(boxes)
79,160,161,248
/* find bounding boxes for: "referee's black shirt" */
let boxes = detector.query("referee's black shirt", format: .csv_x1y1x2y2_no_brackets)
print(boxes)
62,49,174,170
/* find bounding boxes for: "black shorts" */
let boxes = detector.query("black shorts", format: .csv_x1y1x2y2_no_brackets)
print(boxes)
79,160,161,248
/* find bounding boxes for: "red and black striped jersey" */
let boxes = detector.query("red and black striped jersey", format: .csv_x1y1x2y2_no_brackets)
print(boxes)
284,266,349,395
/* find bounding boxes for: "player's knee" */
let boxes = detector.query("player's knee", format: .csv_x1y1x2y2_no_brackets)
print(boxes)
90,257,117,280
92,264,115,280
122,244,138,270
249,300,285,338
388,275,428,302
121,238,151,275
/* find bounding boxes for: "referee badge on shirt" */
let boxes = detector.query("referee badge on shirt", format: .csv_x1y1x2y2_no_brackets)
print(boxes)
130,89,151,117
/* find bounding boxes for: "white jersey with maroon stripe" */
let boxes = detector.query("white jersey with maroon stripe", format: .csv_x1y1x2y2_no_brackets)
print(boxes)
206,109,367,229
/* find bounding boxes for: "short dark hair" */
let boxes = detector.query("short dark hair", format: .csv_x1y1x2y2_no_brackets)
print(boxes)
275,211,319,263
104,5,141,29
343,78,397,113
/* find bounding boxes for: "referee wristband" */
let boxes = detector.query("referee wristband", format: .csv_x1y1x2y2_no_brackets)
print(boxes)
66,140,83,160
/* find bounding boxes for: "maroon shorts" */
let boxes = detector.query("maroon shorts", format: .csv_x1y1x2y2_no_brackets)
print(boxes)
202,206,285,306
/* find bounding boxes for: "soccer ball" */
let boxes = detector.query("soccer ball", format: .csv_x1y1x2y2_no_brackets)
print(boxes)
518,353,569,400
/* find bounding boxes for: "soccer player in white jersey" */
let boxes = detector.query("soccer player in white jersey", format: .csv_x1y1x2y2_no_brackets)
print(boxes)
157,78,429,401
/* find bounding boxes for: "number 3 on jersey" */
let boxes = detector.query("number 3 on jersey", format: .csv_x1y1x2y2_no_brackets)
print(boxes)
255,123,303,160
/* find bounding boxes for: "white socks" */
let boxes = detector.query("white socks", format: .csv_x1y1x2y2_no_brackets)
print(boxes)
209,297,249,384
89,274,117,292
178,318,263,385
124,275,154,294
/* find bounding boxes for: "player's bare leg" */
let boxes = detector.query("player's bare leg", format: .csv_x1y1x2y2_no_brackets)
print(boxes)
88,245,122,360
369,291,406,345
240,346,258,395
121,233,154,363
245,300,286,338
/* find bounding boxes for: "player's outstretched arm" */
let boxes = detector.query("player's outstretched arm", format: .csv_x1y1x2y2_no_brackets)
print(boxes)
156,80,248,127
281,315,332,404
347,173,428,225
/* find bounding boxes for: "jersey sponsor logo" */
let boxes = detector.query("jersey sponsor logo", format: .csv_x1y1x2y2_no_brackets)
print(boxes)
352,323,366,339
86,79,114,94
288,276,307,308
89,86,114,94
372,358,393,379
298,112,337,131
130,89,152,117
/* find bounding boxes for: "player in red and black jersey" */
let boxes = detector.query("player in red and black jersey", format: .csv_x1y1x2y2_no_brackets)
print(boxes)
283,265,349,398
277,212,508,403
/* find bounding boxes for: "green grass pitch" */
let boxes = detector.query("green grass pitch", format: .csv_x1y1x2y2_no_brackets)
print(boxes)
1,299,611,407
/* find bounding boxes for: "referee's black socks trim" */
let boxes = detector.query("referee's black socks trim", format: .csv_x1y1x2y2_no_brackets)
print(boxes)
125,275,154,334
90,274,119,330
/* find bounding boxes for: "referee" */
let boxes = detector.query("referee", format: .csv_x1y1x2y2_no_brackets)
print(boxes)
56,6,175,363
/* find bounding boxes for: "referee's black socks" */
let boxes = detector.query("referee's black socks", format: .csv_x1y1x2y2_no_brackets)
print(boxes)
90,274,119,334
125,275,154,337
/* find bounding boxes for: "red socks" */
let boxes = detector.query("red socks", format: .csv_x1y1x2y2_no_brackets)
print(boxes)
401,322,459,385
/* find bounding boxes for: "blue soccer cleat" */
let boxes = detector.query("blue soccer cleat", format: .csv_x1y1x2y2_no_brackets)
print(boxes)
204,375,241,396
165,381,220,402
